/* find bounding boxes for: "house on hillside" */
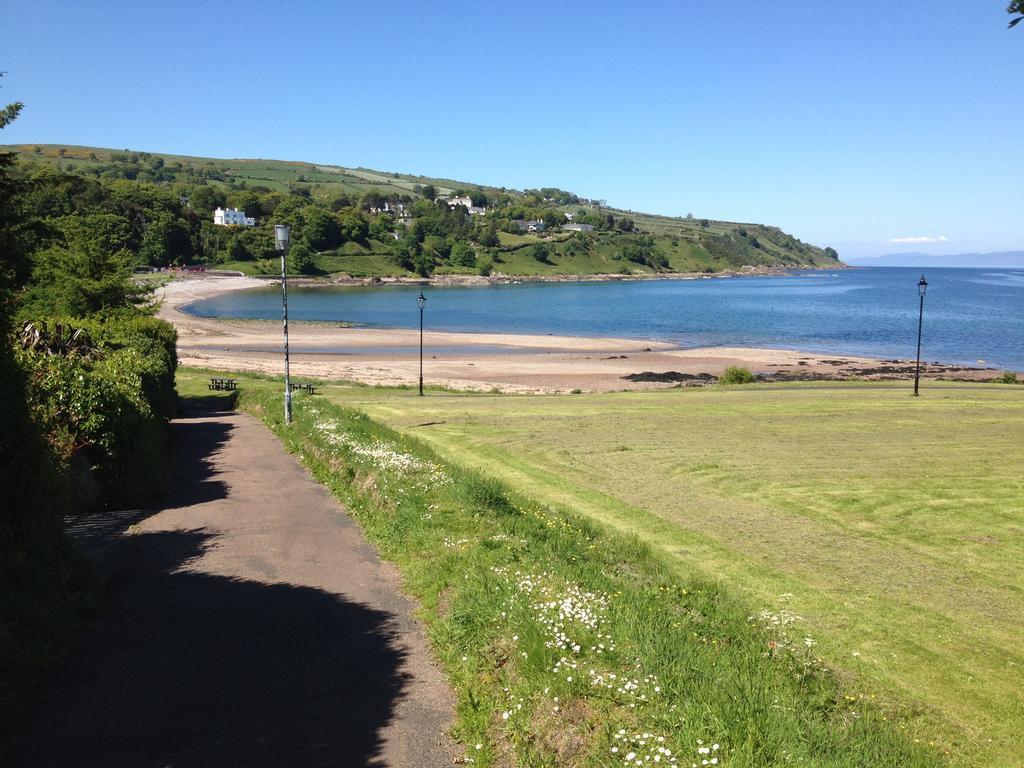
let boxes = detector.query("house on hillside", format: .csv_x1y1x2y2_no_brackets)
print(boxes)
446,196,473,208
213,207,256,227
561,223,595,233
511,219,546,233
369,201,409,216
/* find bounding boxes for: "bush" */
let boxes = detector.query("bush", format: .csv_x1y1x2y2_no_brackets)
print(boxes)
720,366,756,385
997,372,1019,384
15,315,177,509
531,243,553,264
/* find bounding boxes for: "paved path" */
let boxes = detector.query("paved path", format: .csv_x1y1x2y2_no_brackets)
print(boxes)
2,401,457,767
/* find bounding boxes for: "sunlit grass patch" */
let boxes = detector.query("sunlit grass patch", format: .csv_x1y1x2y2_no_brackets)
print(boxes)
336,381,1024,766
229,379,945,767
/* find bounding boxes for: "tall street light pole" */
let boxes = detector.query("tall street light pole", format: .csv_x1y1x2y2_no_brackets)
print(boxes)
275,224,293,424
913,274,928,397
417,291,426,396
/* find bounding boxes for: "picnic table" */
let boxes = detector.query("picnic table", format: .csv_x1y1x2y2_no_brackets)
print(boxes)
289,382,317,395
209,377,237,391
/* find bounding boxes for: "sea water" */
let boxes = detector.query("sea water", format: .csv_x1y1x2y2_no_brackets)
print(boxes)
183,267,1024,370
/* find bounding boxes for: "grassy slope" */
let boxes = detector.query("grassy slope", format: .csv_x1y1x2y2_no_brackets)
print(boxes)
328,381,1024,766
5,144,464,199
7,144,840,275
177,369,946,767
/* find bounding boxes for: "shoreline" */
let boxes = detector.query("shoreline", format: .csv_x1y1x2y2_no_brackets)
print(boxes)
156,275,1009,393
193,263,846,290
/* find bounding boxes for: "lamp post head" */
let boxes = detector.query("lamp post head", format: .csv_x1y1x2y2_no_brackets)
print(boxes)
918,275,928,297
417,291,426,310
274,224,291,251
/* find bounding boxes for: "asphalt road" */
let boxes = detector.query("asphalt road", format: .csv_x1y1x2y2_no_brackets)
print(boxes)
2,399,457,767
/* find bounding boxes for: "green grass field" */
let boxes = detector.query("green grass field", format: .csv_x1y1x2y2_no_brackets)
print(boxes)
178,369,971,766
311,381,1024,765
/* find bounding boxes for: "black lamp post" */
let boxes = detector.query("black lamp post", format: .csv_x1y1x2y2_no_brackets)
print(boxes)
417,291,426,396
274,224,293,424
913,274,928,397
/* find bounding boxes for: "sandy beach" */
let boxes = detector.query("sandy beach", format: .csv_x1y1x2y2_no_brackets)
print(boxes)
157,276,1001,393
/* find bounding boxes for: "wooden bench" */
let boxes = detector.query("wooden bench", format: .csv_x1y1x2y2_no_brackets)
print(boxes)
289,382,317,395
209,377,237,391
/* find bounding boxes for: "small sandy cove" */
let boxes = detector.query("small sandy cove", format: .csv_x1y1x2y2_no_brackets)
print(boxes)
157,276,997,393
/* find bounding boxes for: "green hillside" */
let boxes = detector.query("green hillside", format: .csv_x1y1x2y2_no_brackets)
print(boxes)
3,143,843,277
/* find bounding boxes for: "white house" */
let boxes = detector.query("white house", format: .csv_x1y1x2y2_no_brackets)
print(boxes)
561,223,595,233
446,196,474,208
213,207,256,227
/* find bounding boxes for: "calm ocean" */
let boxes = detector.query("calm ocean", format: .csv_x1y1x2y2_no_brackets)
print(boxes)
184,267,1024,370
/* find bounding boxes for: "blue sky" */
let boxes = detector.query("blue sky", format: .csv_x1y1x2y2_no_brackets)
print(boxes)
2,0,1021,258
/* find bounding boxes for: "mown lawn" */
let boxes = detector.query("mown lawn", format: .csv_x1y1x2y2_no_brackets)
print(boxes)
177,369,959,766
319,380,1024,766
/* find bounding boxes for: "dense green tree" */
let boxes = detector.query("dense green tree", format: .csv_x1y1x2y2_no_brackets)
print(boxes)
22,167,106,219
449,241,477,267
390,239,417,272
0,96,28,315
419,184,436,200
531,243,553,264
188,184,227,214
301,206,341,250
329,192,355,211
824,246,839,260
423,234,451,260
20,227,150,318
475,223,500,247
271,196,309,230
0,82,75,622
543,209,567,229
59,213,133,255
412,248,436,277
336,209,369,243
139,210,191,265
368,213,394,241
225,234,252,262
230,190,263,219
289,242,317,274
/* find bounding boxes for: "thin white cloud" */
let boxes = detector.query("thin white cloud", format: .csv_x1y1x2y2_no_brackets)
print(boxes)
888,235,950,244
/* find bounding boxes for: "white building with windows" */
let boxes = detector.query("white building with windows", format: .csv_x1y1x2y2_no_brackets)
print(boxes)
213,207,256,227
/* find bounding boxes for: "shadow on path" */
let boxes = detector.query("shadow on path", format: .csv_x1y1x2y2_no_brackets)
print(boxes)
62,398,234,564
163,397,237,509
2,528,410,768
2,396,420,767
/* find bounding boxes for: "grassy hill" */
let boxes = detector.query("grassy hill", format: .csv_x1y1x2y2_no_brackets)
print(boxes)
4,143,472,198
4,143,843,276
